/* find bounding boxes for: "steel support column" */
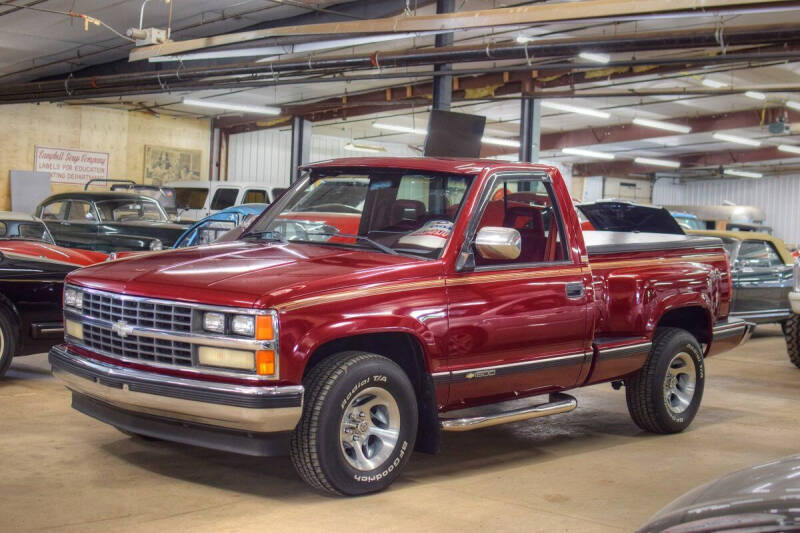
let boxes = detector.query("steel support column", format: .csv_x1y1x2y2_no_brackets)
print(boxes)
519,97,541,162
290,116,311,183
432,0,454,110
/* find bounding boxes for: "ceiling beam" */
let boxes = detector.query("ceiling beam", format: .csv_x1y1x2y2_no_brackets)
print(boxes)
572,145,800,176
129,0,798,61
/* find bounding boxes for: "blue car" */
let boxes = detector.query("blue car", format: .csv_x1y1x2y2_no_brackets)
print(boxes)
173,203,268,248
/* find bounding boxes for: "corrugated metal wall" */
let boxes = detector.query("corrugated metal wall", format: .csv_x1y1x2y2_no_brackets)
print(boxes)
653,175,800,244
227,129,416,187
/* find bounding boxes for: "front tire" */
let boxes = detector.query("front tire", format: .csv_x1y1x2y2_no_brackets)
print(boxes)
0,307,19,379
290,351,418,496
625,328,705,434
784,315,800,369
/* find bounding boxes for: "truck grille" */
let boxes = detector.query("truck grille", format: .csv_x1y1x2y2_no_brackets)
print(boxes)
82,291,192,333
83,324,193,367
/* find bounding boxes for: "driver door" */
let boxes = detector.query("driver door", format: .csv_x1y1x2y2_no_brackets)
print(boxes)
445,173,591,407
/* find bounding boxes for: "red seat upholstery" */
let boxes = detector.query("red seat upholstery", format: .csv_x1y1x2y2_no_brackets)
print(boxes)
504,206,546,263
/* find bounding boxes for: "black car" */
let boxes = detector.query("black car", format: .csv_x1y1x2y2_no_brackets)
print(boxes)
0,212,108,377
36,192,187,253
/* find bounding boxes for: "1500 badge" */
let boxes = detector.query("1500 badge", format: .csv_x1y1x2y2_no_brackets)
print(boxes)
465,369,496,379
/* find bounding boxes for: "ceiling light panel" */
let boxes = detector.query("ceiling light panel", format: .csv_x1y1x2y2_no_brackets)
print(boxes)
182,98,280,115
541,101,611,119
634,157,680,168
724,168,762,178
632,117,691,134
712,132,761,147
561,147,615,160
578,52,610,64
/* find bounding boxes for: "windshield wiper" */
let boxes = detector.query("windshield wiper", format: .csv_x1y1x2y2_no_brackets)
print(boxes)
311,232,398,255
240,230,287,243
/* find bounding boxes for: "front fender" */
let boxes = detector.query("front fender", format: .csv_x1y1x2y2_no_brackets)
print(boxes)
278,311,446,385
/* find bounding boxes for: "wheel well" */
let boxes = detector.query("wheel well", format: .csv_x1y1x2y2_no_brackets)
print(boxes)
304,332,440,454
656,307,711,345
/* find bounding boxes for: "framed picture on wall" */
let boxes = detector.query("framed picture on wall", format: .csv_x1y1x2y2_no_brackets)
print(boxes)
144,145,202,184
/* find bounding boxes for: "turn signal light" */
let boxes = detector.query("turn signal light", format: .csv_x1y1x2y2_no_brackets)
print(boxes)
255,315,274,340
256,350,275,376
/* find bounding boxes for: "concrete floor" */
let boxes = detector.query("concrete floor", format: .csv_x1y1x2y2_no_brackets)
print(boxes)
2,325,799,532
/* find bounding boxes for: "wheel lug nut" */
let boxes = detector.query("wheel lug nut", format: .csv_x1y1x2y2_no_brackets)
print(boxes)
358,412,366,419
352,435,361,442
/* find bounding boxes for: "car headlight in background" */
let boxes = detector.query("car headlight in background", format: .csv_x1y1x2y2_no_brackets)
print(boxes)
149,239,163,251
794,258,800,291
64,287,83,309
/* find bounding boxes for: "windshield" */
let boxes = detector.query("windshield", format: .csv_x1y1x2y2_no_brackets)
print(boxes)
95,199,167,222
175,187,209,209
0,220,56,244
243,169,475,258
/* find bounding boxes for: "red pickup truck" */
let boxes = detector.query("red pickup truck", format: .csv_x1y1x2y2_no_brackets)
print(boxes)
50,157,752,496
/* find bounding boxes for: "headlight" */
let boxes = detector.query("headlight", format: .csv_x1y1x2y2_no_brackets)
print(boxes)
794,258,800,291
203,312,225,333
64,288,83,309
149,239,163,251
231,315,254,337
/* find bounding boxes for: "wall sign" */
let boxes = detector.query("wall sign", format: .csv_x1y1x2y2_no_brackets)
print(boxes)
34,146,109,184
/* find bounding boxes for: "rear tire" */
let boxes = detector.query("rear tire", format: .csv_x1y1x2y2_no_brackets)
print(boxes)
290,351,418,496
784,315,800,369
625,328,705,434
0,307,19,379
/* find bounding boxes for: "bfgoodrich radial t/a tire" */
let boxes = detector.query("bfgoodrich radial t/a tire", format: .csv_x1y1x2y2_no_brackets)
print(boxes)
625,328,705,434
290,351,418,496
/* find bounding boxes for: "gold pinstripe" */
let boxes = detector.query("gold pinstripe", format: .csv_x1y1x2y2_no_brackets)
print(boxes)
274,278,446,312
274,253,724,312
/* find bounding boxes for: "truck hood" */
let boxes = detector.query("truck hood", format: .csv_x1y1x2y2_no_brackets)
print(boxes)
67,241,435,309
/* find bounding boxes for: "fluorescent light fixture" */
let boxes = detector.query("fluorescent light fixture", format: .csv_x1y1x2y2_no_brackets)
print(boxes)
182,98,280,115
634,157,680,169
561,147,615,160
778,144,800,155
482,136,520,148
541,101,611,119
724,168,762,178
632,117,691,134
578,51,610,64
744,91,767,100
712,132,761,147
701,78,727,88
516,34,534,44
372,122,427,135
786,101,800,111
343,141,386,153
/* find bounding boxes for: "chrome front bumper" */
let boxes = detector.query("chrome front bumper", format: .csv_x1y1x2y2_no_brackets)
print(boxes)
790,291,800,315
49,345,303,434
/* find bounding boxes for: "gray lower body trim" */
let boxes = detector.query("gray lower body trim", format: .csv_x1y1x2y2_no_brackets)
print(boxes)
435,352,586,385
596,341,652,361
49,344,303,433
72,393,290,457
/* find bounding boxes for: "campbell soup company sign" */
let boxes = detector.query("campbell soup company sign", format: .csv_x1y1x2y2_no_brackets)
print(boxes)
34,146,109,184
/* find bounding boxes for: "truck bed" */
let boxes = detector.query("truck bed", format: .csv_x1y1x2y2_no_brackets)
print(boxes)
584,230,723,255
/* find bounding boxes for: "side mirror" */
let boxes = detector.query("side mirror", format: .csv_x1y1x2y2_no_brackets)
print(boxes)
475,226,521,261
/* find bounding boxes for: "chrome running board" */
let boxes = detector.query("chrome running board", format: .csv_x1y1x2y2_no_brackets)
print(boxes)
439,392,577,432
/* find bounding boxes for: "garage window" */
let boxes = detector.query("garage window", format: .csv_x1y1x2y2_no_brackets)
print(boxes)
211,188,238,210
243,189,267,203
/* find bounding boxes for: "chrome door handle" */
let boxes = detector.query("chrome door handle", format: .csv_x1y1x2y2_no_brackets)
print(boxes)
565,282,585,299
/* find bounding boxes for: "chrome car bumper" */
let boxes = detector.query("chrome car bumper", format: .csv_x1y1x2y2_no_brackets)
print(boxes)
790,291,800,315
49,345,303,456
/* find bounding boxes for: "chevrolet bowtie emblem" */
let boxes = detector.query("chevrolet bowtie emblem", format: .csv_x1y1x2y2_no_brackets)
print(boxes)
112,320,133,338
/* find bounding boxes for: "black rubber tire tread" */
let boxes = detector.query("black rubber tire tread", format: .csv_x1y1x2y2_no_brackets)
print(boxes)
289,351,416,496
0,306,19,378
785,315,800,369
625,327,704,434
